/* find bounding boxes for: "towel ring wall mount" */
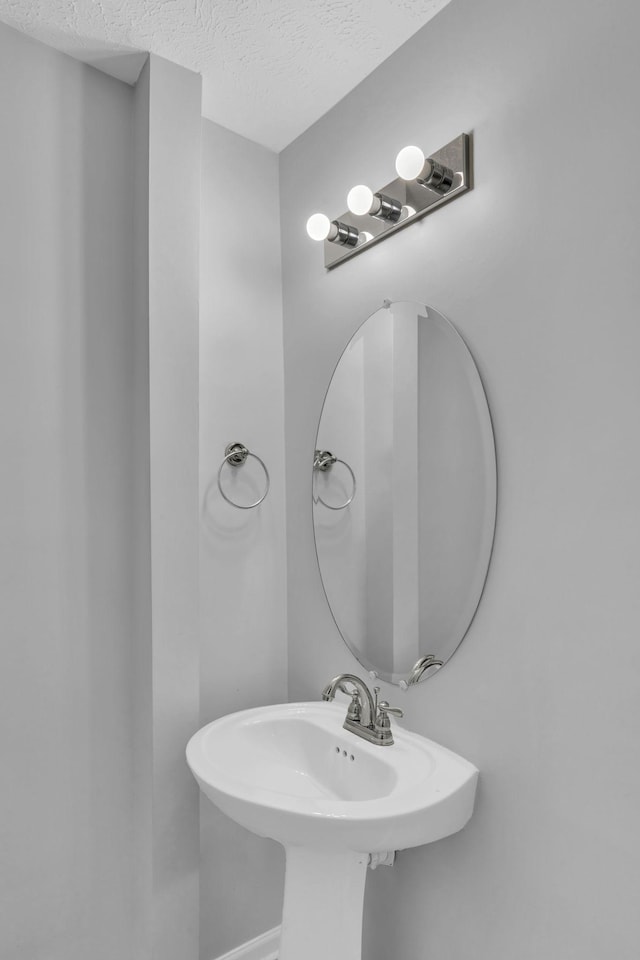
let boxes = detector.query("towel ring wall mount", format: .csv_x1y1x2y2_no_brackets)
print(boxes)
217,442,270,509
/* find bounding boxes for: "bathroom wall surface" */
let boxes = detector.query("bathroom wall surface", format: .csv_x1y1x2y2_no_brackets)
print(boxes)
131,57,153,960
0,22,136,960
280,0,640,957
136,54,203,960
199,119,287,959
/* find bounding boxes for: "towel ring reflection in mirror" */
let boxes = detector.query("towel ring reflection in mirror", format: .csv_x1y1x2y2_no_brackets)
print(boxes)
313,449,357,510
217,442,270,509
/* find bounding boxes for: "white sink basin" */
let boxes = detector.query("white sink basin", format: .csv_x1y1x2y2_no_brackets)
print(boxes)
186,700,478,853
187,700,478,960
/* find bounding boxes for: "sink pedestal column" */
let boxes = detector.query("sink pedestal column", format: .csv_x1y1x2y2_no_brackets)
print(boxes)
279,846,369,960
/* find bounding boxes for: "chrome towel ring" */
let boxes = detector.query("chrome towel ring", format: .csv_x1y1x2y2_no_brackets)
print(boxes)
218,442,270,509
313,449,357,510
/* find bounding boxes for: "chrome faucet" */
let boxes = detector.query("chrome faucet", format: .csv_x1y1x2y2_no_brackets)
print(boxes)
321,673,403,746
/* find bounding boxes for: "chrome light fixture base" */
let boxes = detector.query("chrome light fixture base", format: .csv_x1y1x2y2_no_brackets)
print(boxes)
417,159,455,193
333,220,359,246
323,133,471,269
373,192,402,222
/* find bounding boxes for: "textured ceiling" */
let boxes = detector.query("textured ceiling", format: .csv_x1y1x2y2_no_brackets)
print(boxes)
0,0,452,151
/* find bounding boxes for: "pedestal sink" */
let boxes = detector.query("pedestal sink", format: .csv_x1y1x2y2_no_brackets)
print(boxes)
186,701,478,960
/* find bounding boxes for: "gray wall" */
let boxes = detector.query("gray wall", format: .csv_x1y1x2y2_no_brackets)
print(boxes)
133,54,202,960
0,30,202,960
0,23,136,960
280,0,640,957
199,118,287,959
131,57,153,960
146,54,201,960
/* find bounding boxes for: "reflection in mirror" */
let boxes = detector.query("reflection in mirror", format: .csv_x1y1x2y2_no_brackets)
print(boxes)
313,301,496,687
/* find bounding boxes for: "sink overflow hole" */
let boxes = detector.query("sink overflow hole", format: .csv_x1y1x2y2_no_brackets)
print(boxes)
334,746,356,761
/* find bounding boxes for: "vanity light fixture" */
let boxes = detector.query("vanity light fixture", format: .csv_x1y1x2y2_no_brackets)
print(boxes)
307,132,472,269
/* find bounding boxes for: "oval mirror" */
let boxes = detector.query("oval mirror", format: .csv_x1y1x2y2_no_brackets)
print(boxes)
312,301,496,687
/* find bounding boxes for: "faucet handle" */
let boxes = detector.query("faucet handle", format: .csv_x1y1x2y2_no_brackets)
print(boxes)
377,701,404,720
374,700,404,744
346,690,362,722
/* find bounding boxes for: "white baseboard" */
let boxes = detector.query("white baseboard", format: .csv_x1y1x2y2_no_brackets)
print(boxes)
212,925,281,960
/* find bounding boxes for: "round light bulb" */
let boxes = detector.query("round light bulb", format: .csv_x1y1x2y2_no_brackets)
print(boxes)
395,145,426,181
306,213,331,242
347,184,374,216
